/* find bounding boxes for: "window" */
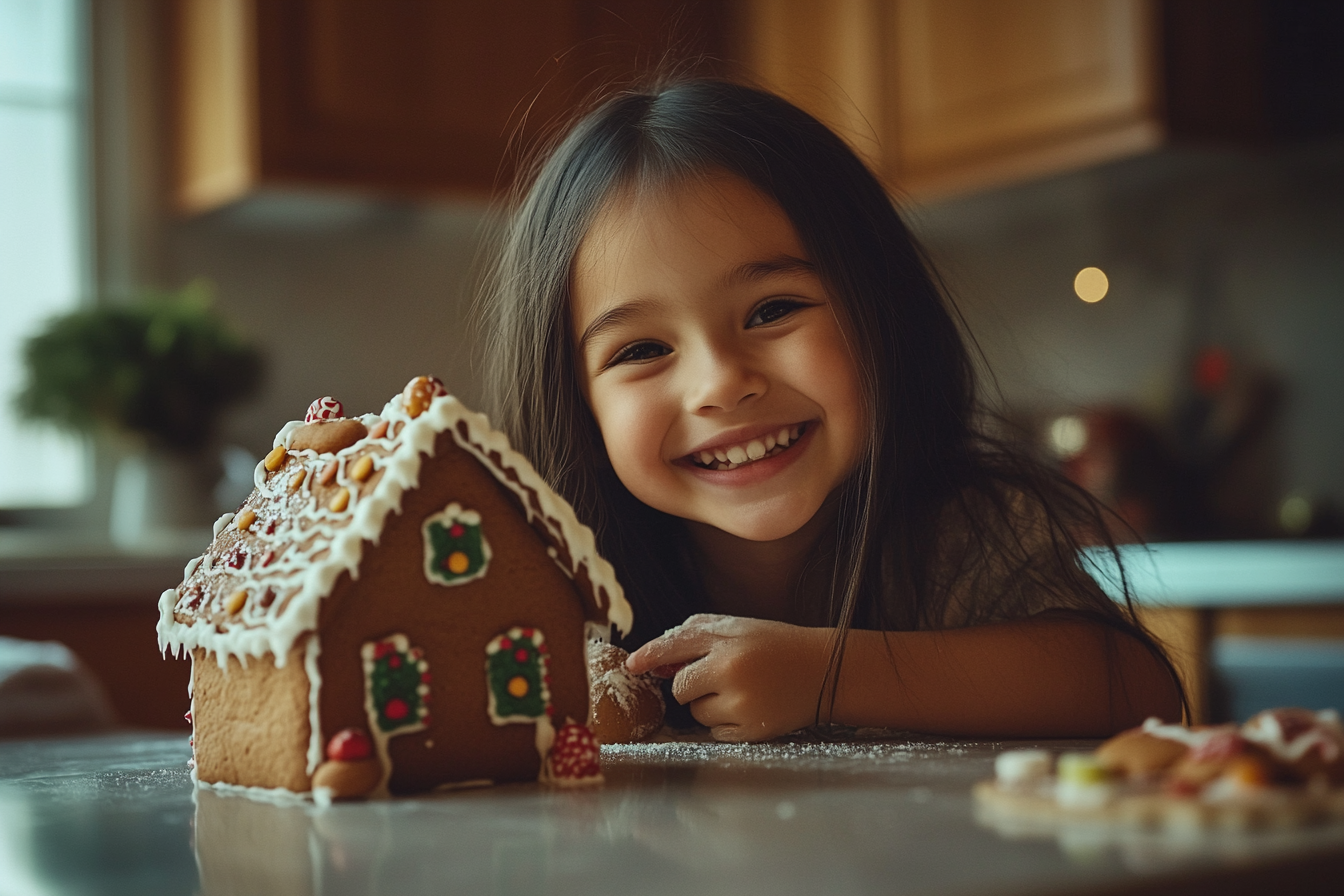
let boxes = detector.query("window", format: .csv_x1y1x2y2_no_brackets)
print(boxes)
0,0,89,507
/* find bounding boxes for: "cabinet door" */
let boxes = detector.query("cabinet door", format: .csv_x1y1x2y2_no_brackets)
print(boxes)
887,0,1161,196
173,0,731,211
740,0,1161,200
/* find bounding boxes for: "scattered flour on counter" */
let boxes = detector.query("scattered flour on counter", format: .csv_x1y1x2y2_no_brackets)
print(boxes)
601,730,993,772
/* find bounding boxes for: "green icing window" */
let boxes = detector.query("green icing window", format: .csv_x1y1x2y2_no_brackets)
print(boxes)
361,634,431,735
485,627,552,725
422,502,491,587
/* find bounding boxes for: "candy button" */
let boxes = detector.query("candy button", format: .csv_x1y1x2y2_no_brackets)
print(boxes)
508,676,529,698
995,749,1052,785
305,396,343,422
263,446,287,472
447,551,469,574
225,589,247,615
1058,752,1110,785
350,455,374,482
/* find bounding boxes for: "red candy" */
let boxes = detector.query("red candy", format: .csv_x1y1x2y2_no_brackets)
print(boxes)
547,722,601,781
326,728,372,762
1190,728,1247,763
384,698,409,721
305,396,344,422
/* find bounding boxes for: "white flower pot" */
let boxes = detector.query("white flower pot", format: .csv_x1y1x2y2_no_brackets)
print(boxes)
109,450,216,553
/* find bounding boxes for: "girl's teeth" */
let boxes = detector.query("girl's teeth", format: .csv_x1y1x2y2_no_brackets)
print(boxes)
777,428,790,447
765,434,776,451
713,448,728,463
789,426,801,441
726,445,748,464
699,451,714,465
746,440,766,460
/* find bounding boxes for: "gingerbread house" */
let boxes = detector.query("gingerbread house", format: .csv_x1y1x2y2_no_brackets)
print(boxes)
158,377,631,799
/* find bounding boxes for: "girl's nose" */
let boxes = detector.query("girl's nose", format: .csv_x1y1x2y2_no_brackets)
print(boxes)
683,347,767,413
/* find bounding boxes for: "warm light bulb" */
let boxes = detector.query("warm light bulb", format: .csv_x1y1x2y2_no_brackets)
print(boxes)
1048,415,1087,459
1074,267,1109,303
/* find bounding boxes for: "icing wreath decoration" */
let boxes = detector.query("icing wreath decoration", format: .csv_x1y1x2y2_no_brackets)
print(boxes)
485,627,551,723
422,503,491,586
361,635,431,735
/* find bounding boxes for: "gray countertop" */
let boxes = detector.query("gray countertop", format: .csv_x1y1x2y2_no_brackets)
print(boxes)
2,732,1342,895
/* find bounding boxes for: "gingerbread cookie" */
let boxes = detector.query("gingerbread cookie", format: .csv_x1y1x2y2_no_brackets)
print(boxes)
587,641,665,744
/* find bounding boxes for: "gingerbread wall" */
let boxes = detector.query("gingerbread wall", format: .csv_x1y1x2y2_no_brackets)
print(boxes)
315,431,590,793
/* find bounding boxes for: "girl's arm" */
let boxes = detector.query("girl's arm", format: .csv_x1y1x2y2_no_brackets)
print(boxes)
625,613,1183,743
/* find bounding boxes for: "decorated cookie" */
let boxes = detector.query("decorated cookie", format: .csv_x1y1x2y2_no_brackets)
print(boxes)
975,709,1344,831
1093,726,1190,779
587,641,664,744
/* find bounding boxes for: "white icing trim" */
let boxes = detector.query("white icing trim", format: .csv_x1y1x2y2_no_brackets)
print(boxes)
304,635,323,775
159,389,631,670
1140,717,1235,749
197,778,312,805
421,504,492,586
212,513,235,538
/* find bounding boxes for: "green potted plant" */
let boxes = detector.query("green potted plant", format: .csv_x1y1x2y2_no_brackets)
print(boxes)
15,281,262,549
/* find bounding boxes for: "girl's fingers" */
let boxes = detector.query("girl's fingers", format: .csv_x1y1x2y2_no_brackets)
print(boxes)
686,693,732,728
670,658,726,706
625,617,729,674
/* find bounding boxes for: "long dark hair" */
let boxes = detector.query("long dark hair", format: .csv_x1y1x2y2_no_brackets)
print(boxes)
481,78,1184,726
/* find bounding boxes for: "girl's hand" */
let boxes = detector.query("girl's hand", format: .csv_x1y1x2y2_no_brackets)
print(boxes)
625,614,829,743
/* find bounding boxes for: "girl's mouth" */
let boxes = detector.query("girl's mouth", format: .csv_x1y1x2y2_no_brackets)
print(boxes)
684,422,809,472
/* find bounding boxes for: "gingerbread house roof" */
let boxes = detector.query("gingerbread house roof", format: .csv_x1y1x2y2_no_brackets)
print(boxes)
157,382,631,669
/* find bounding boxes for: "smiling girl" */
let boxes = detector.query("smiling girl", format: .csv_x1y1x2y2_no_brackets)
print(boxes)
481,79,1183,743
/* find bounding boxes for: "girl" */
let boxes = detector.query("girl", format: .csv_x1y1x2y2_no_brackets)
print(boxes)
481,78,1184,743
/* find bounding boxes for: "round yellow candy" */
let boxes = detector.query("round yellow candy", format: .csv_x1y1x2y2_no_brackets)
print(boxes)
447,551,470,574
507,675,529,698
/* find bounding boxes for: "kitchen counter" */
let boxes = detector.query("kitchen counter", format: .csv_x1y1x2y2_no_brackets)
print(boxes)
1,731,1341,895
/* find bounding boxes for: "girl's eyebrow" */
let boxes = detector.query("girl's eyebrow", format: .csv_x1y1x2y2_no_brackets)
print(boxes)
577,298,659,353
724,254,816,286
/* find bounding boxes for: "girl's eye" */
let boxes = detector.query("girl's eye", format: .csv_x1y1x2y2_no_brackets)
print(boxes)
747,298,808,328
608,341,670,367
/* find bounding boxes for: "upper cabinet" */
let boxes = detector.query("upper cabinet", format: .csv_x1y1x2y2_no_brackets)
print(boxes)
170,0,733,213
742,0,1344,201
742,0,1161,200
171,0,1343,211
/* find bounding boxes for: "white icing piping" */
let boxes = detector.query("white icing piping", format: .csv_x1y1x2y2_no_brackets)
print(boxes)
1140,717,1233,749
159,389,631,677
212,513,235,538
1242,710,1344,764
304,635,323,775
196,778,312,805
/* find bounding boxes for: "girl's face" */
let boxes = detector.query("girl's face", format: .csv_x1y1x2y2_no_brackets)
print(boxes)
571,174,865,542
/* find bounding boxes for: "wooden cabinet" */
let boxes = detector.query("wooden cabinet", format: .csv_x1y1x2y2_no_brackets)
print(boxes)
742,0,1162,199
171,0,733,212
